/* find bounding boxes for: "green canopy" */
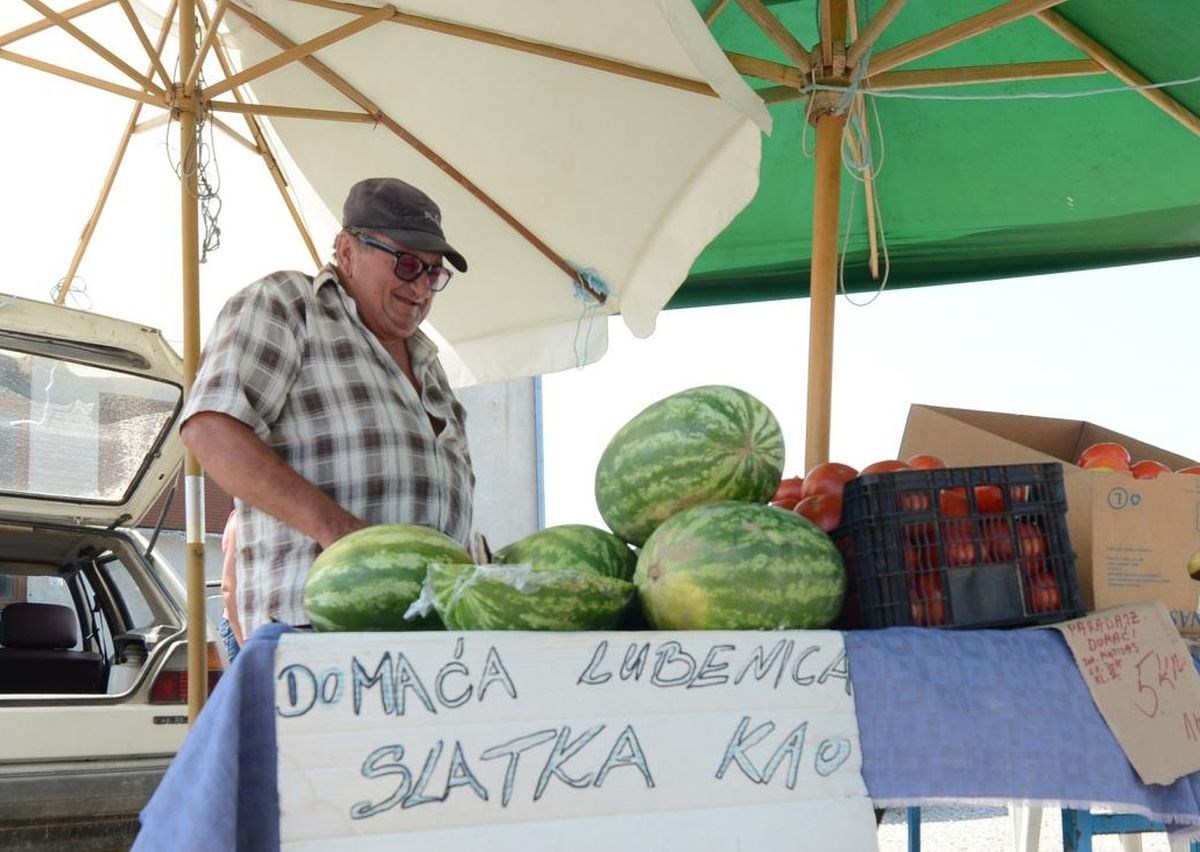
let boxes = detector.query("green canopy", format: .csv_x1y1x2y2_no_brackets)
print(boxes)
680,0,1200,307
673,0,1200,464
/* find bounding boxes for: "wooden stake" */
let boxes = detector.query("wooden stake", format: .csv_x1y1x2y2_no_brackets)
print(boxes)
734,0,812,75
228,2,608,303
869,0,1067,76
1037,9,1200,138
205,3,393,99
198,0,321,268
846,0,907,70
23,0,164,96
0,0,113,49
57,1,178,306
289,0,719,98
806,112,846,470
117,0,172,89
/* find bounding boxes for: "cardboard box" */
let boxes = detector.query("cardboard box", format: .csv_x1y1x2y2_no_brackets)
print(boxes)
899,405,1200,633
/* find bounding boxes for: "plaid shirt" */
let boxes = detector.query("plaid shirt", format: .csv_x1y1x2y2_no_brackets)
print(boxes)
182,266,474,634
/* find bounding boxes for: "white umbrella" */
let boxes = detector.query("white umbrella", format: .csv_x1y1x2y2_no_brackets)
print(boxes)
1,0,768,715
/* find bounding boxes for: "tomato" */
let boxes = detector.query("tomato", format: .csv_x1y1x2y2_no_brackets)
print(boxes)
899,490,932,512
906,453,947,470
904,540,940,573
938,488,969,517
908,572,946,626
860,459,911,476
1025,571,1061,613
793,493,843,533
800,462,859,500
973,485,1005,514
940,519,976,566
1177,465,1200,476
1130,459,1172,480
770,476,805,510
1076,441,1131,471
980,517,1014,563
1015,522,1047,576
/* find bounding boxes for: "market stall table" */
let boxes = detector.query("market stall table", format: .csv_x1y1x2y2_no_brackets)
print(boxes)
133,625,1200,851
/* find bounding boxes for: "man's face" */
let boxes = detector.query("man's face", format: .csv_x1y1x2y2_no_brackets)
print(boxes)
338,231,441,343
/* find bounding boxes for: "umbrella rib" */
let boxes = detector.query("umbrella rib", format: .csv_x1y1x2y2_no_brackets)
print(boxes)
116,0,173,89
846,0,907,71
0,47,165,107
198,0,321,268
208,101,377,123
868,0,1069,76
207,115,260,153
227,2,607,304
57,0,178,306
1035,9,1200,139
185,0,230,95
0,0,114,49
204,4,399,99
23,0,165,98
287,0,718,99
734,0,813,75
704,0,733,25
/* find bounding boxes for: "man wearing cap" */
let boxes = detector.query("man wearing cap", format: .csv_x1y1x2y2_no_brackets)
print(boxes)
180,177,474,636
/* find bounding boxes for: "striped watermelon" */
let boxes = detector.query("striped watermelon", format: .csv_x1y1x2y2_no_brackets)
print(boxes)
304,524,471,631
493,524,637,581
594,385,785,546
635,501,845,630
426,563,634,630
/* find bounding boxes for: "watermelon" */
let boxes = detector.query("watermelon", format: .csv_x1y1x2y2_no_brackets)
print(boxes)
304,524,471,631
594,385,785,546
425,563,634,630
493,524,637,581
635,501,845,630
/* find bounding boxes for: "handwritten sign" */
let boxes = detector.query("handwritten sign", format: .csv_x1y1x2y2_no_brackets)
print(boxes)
1054,601,1200,785
275,631,879,851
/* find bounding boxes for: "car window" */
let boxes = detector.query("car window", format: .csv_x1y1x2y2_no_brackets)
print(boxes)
77,572,114,658
99,559,156,631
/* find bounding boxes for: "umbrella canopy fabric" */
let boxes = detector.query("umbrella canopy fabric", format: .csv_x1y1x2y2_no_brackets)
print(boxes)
675,0,1200,309
219,0,770,386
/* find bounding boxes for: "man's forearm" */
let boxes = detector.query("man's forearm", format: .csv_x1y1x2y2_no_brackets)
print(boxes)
180,412,366,549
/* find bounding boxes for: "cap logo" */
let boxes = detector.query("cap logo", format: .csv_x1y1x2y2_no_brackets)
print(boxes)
422,209,440,225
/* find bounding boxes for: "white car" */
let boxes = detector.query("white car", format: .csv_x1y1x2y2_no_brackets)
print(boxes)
0,294,223,849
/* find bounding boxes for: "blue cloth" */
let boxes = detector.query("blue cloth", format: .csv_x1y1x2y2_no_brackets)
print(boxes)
218,616,240,663
136,626,1200,850
133,623,290,852
845,628,1200,825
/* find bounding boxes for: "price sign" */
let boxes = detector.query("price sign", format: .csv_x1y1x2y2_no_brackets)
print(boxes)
1055,601,1200,785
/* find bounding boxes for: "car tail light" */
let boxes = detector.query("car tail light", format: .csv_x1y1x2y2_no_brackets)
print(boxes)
149,641,226,704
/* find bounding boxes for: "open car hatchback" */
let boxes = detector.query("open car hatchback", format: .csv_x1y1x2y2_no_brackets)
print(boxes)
0,293,222,849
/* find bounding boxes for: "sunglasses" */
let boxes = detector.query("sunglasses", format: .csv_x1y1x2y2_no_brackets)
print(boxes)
353,232,453,292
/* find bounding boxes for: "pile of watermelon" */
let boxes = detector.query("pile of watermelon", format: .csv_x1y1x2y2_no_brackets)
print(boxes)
303,384,845,633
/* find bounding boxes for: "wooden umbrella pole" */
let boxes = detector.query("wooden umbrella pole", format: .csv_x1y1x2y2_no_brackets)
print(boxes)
806,109,847,471
805,0,849,471
177,0,209,724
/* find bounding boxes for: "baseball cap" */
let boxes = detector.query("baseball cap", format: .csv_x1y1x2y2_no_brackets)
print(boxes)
342,177,467,272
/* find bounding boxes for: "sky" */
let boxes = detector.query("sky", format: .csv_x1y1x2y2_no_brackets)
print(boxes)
2,5,1198,538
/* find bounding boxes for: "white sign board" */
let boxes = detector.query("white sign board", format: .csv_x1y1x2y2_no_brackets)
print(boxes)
275,631,879,851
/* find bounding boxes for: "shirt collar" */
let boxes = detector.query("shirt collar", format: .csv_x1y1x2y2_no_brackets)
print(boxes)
316,263,440,366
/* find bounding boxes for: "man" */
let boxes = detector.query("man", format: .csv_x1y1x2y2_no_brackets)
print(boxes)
180,177,475,637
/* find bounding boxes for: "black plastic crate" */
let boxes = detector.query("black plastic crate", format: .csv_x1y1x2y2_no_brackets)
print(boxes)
835,463,1084,630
